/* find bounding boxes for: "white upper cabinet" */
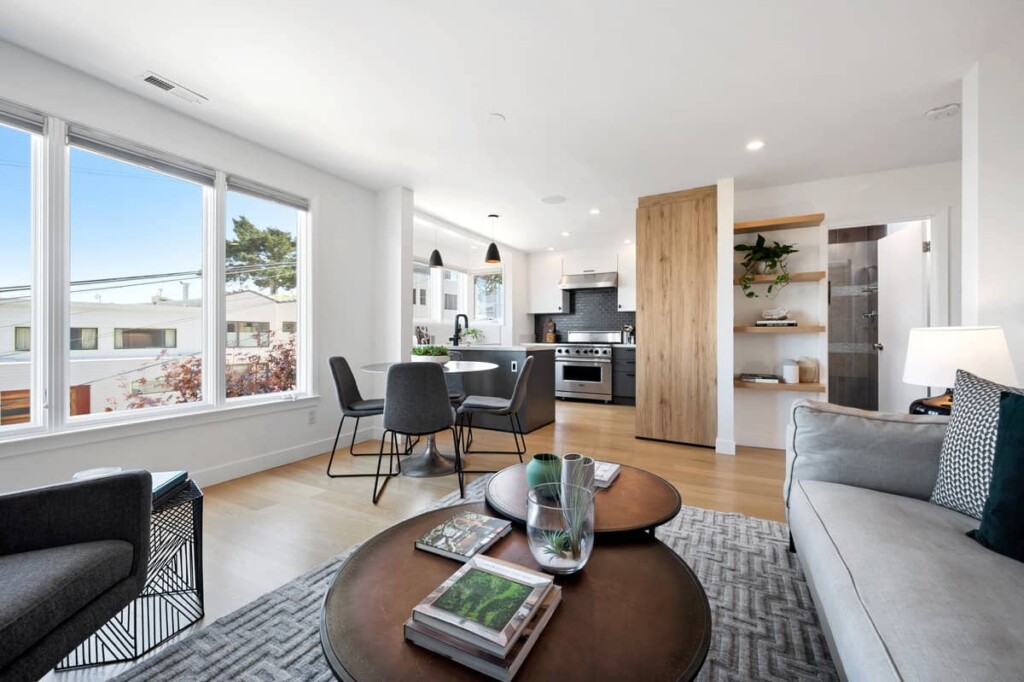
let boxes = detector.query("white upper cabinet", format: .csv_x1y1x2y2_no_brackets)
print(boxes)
562,247,618,275
617,243,636,312
528,251,569,314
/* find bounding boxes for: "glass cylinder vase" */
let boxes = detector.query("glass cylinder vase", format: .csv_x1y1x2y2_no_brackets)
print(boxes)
526,483,595,575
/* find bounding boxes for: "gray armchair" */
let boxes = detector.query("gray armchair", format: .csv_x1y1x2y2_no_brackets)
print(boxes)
0,471,152,682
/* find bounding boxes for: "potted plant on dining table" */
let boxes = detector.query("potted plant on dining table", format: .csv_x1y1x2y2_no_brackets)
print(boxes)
410,345,450,364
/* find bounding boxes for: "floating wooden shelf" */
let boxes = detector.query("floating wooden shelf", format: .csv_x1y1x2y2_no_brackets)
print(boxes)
734,380,826,393
734,325,826,334
734,213,825,234
733,270,826,285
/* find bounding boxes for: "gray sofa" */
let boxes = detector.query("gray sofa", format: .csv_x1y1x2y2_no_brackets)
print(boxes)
0,471,151,682
785,400,1024,681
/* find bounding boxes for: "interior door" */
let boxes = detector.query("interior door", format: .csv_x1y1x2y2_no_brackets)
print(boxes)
877,221,928,413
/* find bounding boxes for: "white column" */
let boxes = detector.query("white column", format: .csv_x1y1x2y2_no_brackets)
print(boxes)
376,187,414,364
716,178,736,455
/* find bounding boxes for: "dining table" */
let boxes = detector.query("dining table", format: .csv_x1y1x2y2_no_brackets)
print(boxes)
360,360,498,477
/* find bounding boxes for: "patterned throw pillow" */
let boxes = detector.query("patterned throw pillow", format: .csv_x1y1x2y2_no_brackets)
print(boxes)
931,370,1024,519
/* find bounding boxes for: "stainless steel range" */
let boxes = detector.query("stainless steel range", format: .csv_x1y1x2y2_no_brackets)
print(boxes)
554,331,621,402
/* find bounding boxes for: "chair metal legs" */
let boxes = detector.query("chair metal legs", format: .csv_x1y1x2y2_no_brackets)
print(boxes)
373,428,463,504
457,412,527,474
326,415,385,478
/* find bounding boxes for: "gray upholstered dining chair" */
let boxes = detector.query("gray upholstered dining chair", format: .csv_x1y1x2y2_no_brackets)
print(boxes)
374,362,464,504
326,356,385,478
457,355,534,468
446,351,467,406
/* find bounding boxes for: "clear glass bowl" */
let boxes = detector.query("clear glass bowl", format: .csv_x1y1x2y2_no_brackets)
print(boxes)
526,483,595,575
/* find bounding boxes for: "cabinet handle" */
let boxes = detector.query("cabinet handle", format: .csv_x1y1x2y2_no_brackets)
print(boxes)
618,304,622,309
557,306,561,311
627,373,636,377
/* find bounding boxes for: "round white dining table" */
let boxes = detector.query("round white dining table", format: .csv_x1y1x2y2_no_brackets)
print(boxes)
360,360,498,477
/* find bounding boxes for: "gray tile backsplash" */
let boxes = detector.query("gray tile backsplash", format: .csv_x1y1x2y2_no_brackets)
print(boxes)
533,288,635,341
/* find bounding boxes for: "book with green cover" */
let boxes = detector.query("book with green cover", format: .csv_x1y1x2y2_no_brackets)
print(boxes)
412,555,553,658
416,511,512,562
404,585,562,681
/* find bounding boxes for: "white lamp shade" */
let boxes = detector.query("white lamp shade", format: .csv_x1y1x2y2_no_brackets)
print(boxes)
903,326,1019,388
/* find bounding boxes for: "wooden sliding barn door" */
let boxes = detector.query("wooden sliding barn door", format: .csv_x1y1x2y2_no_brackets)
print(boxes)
636,186,717,446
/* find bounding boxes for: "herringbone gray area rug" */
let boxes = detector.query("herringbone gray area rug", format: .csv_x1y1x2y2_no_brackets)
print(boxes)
113,476,837,681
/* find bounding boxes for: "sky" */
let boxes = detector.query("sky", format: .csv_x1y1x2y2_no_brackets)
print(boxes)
0,123,299,308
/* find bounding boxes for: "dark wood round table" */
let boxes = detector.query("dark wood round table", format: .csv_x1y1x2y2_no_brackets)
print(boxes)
320,502,711,681
485,463,682,533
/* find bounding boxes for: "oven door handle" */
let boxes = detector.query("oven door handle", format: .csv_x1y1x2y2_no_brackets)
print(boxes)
557,361,611,367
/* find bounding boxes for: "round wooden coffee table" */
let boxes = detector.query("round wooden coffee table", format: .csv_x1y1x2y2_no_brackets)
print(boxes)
320,502,711,681
485,463,682,533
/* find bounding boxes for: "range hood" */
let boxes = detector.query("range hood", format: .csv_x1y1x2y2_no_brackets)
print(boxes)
558,272,618,290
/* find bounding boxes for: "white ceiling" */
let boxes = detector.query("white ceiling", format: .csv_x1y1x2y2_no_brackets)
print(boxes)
0,1,1019,252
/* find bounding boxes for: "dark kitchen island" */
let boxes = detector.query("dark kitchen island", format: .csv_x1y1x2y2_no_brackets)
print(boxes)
447,346,555,433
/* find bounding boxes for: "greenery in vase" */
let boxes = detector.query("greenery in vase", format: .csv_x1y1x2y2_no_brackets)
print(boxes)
463,328,483,343
537,461,592,561
411,345,450,356
735,233,798,299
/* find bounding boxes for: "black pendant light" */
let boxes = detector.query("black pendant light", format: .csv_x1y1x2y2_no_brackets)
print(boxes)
429,226,444,268
485,214,502,264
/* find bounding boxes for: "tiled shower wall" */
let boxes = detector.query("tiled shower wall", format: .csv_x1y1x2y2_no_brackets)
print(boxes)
828,225,885,410
533,288,635,341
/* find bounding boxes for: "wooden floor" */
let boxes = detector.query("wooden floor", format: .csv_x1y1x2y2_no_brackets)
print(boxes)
51,401,785,681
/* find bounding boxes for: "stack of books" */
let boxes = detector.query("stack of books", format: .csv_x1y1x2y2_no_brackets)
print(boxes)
405,555,562,680
755,319,797,327
415,511,512,562
739,373,781,384
594,460,621,488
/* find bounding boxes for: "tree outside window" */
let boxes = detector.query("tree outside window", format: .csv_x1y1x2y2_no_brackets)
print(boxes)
473,271,503,322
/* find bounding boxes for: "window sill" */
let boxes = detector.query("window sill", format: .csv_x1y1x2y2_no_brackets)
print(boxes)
0,394,321,460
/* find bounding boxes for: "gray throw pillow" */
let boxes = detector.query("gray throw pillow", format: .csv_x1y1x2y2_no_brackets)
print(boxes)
931,370,1024,519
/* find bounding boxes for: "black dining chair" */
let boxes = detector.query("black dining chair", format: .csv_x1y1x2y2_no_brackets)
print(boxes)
326,356,385,478
457,355,534,469
374,362,465,504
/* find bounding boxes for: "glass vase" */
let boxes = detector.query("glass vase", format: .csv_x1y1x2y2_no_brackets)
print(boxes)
526,482,595,575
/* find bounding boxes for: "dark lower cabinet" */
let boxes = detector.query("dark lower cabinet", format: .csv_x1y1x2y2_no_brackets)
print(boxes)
452,348,555,433
612,347,636,405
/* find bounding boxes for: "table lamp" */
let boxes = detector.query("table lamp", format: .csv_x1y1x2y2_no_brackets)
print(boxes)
903,326,1019,415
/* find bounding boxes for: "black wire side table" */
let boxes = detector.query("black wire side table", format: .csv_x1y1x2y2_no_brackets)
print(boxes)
57,480,205,670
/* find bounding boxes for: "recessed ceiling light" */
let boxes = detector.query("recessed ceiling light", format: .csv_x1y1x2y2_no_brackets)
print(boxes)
488,112,506,123
542,195,567,204
589,208,601,215
623,239,632,244
746,139,765,151
925,103,960,121
560,231,571,237
470,245,478,250
547,246,555,251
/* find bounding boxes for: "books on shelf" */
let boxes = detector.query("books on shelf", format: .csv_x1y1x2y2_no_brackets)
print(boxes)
416,511,512,562
404,585,562,681
594,460,620,488
755,319,798,327
411,555,554,659
739,373,781,384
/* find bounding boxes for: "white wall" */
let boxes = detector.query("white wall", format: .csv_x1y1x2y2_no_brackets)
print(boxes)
733,161,961,448
961,42,1024,377
0,40,380,492
715,178,736,455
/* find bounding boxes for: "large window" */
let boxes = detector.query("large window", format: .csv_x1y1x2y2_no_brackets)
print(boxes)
69,144,203,415
0,121,34,429
442,269,466,322
412,263,431,319
225,188,301,399
473,270,504,322
0,97,310,441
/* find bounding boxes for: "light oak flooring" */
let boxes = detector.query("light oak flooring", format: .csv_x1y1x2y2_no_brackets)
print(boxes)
51,401,785,681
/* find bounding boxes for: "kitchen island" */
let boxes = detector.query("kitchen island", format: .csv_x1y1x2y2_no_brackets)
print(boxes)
446,346,555,433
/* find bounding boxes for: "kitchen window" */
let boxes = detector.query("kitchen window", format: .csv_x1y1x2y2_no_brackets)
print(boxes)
114,328,178,349
412,263,432,319
472,270,503,323
14,327,31,352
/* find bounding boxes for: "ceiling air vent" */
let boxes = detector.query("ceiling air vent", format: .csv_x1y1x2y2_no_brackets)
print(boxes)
140,71,208,104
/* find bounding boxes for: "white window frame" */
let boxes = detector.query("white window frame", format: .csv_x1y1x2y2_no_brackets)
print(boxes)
0,98,314,444
469,266,505,325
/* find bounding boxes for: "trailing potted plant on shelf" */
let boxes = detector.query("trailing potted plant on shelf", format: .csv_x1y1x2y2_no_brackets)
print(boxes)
735,233,798,299
410,345,450,364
